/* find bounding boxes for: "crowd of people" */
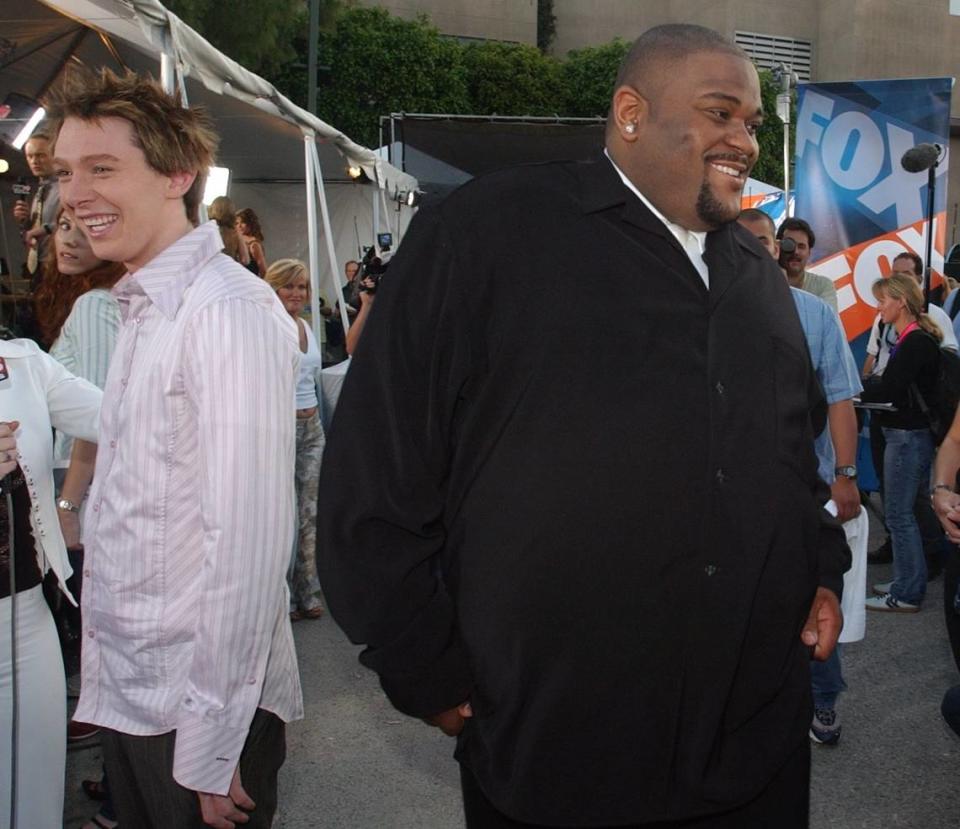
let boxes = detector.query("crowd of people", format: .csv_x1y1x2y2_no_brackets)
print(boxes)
1,22,959,829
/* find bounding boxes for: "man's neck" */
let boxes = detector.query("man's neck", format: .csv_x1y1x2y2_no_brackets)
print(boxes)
787,270,805,289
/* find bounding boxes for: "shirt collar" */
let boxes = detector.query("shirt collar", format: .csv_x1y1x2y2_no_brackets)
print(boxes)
113,221,224,320
604,150,707,256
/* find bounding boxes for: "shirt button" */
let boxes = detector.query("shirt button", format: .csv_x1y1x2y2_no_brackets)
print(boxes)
704,564,719,577
93,504,99,512
84,569,91,578
247,678,257,685
715,381,725,395
715,468,728,484
88,629,95,638
110,440,117,448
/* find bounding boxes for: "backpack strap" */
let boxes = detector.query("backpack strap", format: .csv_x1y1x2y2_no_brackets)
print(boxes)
949,291,960,322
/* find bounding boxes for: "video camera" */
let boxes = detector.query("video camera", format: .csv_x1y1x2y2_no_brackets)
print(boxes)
359,245,389,295
777,236,797,270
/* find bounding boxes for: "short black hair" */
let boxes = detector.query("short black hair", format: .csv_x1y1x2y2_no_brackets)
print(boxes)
614,24,749,90
776,217,815,248
738,207,776,235
893,251,923,276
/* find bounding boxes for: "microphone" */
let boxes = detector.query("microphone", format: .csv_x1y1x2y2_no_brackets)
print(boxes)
11,176,31,198
12,177,31,229
901,143,943,173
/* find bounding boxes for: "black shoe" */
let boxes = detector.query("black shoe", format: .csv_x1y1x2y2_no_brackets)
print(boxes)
868,537,893,564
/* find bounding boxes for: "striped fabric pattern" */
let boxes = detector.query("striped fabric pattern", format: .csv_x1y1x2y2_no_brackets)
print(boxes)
74,222,304,796
49,288,121,465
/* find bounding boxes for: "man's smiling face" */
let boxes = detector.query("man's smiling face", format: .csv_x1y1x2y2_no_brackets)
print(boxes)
617,50,763,231
54,115,194,272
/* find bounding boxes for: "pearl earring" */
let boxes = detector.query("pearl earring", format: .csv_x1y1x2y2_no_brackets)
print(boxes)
624,122,636,134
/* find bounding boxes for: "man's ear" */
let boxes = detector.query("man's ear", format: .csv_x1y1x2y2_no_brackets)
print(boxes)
166,170,197,200
774,241,781,259
611,84,649,142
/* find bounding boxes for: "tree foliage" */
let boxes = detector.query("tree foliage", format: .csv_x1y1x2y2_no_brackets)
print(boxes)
462,41,561,117
752,69,795,189
557,39,631,118
166,0,313,76
537,0,556,53
308,8,469,147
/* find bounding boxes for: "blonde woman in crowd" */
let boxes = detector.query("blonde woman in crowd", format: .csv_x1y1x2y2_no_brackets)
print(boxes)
861,273,944,614
265,259,325,620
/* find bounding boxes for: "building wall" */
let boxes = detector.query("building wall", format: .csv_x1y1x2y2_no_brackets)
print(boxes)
354,0,537,44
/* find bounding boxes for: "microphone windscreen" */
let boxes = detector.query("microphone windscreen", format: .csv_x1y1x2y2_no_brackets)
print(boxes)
901,143,941,173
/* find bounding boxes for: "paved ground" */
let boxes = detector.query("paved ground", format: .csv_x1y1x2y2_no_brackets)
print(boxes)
64,503,960,828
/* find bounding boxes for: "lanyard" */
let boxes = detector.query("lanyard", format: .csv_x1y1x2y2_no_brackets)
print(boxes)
890,321,919,358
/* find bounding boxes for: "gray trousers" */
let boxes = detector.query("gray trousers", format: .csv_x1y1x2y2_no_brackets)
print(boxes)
100,708,285,829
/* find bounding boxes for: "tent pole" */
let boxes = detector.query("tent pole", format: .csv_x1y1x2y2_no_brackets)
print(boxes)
303,134,323,342
308,141,349,334
160,53,175,94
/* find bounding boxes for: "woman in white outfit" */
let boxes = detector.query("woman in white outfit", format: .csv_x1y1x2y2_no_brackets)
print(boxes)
265,259,326,620
0,339,101,828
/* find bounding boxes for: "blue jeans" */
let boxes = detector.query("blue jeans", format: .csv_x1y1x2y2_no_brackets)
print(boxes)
882,427,934,605
811,645,846,709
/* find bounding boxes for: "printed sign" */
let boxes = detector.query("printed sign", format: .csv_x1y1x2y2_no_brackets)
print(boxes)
794,77,953,340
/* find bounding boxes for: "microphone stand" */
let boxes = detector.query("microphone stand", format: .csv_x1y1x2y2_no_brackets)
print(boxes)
923,159,939,312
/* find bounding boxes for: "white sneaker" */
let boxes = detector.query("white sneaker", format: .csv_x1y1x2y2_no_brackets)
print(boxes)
865,593,920,613
873,581,893,596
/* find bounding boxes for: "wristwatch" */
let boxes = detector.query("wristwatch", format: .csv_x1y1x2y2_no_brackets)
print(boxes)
57,498,80,513
834,465,858,480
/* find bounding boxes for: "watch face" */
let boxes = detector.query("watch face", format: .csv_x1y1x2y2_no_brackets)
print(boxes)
836,466,857,478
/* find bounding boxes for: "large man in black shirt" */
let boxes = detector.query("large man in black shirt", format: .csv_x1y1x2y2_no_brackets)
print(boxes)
318,24,849,829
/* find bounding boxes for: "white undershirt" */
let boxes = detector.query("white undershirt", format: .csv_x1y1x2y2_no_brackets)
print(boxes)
605,150,709,287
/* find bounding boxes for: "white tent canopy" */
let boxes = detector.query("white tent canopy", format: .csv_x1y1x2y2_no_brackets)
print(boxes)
2,0,418,331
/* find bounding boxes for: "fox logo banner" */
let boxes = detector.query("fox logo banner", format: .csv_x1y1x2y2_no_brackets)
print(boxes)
794,77,952,341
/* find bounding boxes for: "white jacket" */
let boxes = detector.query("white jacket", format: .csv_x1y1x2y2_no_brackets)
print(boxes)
0,339,101,600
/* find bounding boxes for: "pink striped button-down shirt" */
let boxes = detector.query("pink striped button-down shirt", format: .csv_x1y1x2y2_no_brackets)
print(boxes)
75,222,304,795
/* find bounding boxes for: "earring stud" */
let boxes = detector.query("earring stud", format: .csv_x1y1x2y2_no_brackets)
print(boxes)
624,122,636,134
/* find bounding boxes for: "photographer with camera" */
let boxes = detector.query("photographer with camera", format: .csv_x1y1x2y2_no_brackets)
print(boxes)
345,249,388,356
776,217,839,312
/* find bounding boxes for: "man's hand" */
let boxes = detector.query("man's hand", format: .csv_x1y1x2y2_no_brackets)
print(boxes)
801,586,842,662
830,477,861,523
22,226,46,248
13,200,29,225
0,421,19,478
424,701,473,736
932,489,960,544
197,766,255,828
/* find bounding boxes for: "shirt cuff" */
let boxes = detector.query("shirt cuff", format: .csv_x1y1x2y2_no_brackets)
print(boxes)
370,635,474,719
173,714,251,795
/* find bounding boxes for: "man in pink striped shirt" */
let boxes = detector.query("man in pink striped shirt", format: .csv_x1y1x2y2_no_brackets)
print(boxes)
48,69,302,829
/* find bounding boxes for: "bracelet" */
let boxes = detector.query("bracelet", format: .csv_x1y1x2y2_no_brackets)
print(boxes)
930,483,954,497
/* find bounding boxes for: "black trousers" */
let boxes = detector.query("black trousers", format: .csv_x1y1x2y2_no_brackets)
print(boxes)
460,741,810,829
101,708,285,829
